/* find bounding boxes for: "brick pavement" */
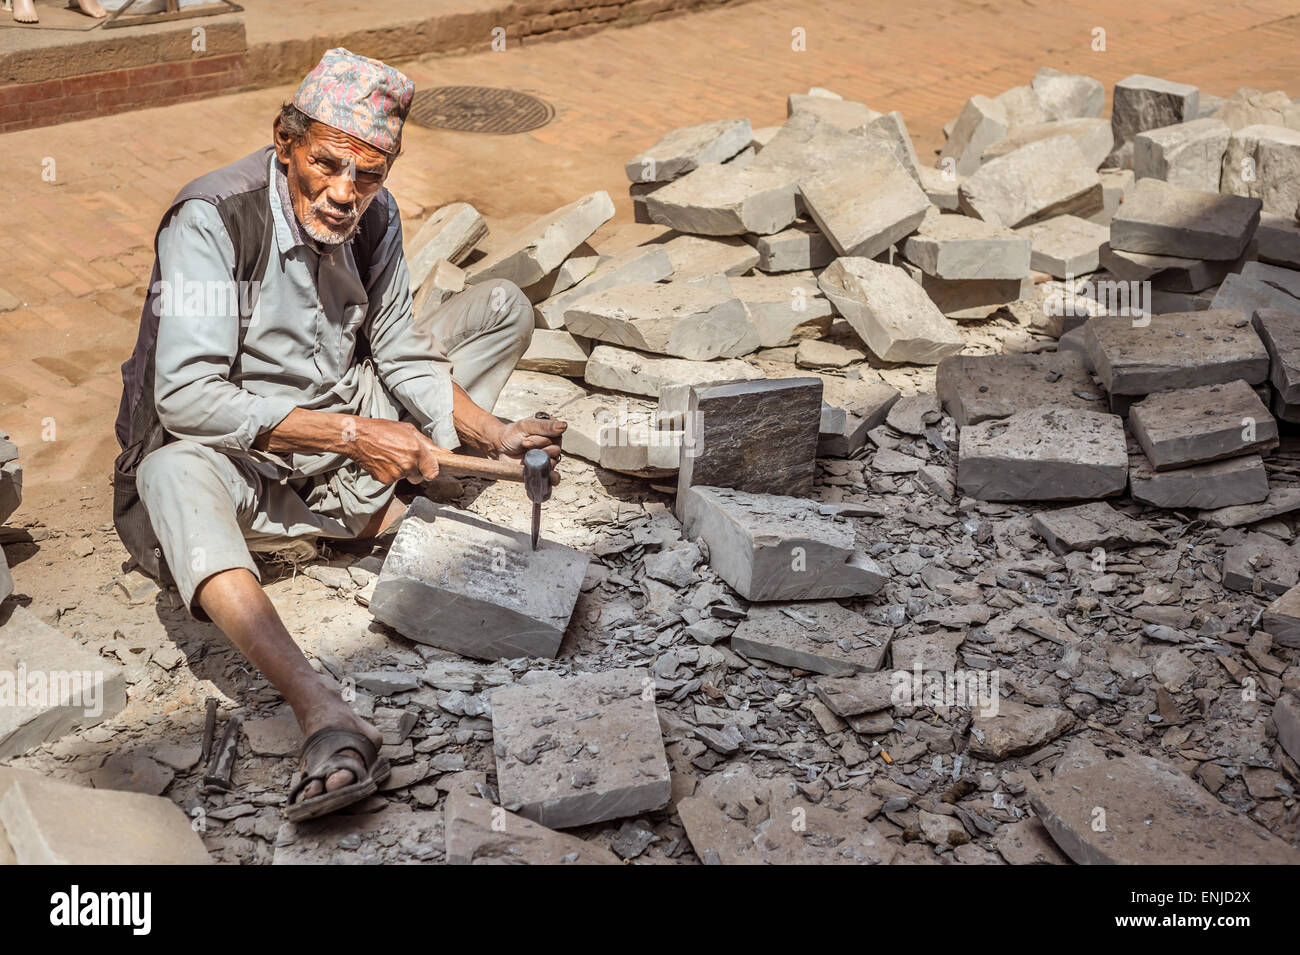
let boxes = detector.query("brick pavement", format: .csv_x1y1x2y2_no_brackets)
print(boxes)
3,0,1300,501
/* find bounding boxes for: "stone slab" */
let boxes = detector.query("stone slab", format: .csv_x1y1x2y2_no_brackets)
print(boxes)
1252,308,1300,405
938,94,1008,176
559,392,682,477
799,145,929,259
1129,451,1270,510
1132,118,1230,192
969,701,1073,760
1015,214,1110,278
1222,532,1299,596
983,117,1113,168
728,272,832,348
492,370,587,421
812,671,896,718
445,791,621,864
584,345,762,398
678,378,821,499
1221,123,1300,216
407,202,487,292
958,135,1103,228
657,233,759,281
517,328,590,377
564,282,759,361
1033,67,1105,121
679,486,887,602
274,803,443,864
935,351,1098,426
957,407,1127,502
0,604,126,761
816,376,901,457
1030,753,1300,865
1255,212,1300,268
1109,178,1261,260
817,257,964,365
1082,310,1269,396
534,245,673,330
370,499,590,661
626,118,753,183
1275,693,1300,764
490,668,671,829
1209,273,1300,314
466,191,614,288
1030,501,1168,555
749,220,836,272
902,207,1030,280
1129,379,1277,469
1199,486,1300,527
0,773,211,864
1110,74,1200,164
729,602,891,675
1261,585,1300,649
0,458,20,526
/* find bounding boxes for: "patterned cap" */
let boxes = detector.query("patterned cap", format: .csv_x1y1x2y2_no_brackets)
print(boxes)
291,48,414,155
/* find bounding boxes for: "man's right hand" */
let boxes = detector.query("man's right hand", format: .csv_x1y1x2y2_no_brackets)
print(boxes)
346,418,443,485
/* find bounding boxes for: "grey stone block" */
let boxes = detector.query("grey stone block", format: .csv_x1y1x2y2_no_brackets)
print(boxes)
957,407,1127,502
1199,486,1300,527
1030,501,1168,555
558,392,682,477
814,376,901,457
1109,178,1260,260
370,499,590,661
749,220,836,272
626,118,753,183
902,207,1030,280
1255,212,1300,267
1129,379,1278,469
1213,87,1300,131
907,268,1031,321
1015,214,1110,278
1274,692,1300,762
407,202,487,292
799,145,930,259
728,272,832,348
1262,586,1300,649
983,118,1113,168
1110,74,1200,165
1132,118,1230,192
1209,272,1300,313
1129,451,1269,510
490,668,671,829
1221,123,1300,216
1222,532,1299,595
657,233,758,281
563,281,759,361
854,110,922,183
935,351,1099,426
1082,310,1269,397
534,245,673,330
679,486,887,601
1032,67,1105,121
918,166,961,211
584,345,762,397
817,258,964,364
938,95,1008,176
677,378,822,500
0,458,20,526
958,136,1103,228
466,192,614,288
517,329,589,377
1030,754,1300,865
730,602,891,675
0,604,126,761
1253,308,1300,406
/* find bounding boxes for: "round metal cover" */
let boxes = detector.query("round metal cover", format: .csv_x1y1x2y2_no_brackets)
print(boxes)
407,86,555,134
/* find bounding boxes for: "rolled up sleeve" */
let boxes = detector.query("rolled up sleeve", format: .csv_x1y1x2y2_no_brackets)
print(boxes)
362,195,460,450
153,199,297,451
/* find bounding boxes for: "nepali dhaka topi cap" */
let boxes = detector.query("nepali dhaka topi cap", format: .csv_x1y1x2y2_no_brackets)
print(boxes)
291,48,414,155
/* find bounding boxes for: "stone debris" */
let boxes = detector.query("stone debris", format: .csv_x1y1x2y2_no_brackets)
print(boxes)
407,202,487,292
564,282,759,361
678,486,887,601
902,207,1030,280
957,407,1128,501
1030,754,1300,864
1030,501,1168,555
490,669,671,829
968,701,1073,760
1014,214,1109,279
274,803,443,865
816,376,900,457
936,352,1098,427
625,118,753,183
445,790,621,864
1109,178,1261,260
0,605,126,761
0,771,211,864
958,136,1103,228
678,378,822,500
370,499,590,661
817,258,964,364
1128,379,1278,469
466,191,614,288
1222,531,1299,595
1262,585,1300,649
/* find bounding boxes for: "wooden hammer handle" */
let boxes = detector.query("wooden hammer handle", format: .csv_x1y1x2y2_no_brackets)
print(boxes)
432,450,560,485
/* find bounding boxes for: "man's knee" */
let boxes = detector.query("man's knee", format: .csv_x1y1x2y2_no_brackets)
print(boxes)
479,278,534,352
137,439,220,502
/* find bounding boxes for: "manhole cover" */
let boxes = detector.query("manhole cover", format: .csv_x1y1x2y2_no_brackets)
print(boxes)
407,86,554,134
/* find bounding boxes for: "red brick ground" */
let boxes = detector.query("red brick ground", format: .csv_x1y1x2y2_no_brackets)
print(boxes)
3,0,1300,499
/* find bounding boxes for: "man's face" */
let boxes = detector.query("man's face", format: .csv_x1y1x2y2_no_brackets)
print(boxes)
274,118,391,247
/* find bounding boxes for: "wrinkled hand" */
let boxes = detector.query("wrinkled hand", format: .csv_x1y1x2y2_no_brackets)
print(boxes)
494,416,567,463
348,418,444,485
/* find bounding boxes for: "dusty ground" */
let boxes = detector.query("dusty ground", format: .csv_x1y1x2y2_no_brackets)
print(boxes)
2,0,1300,863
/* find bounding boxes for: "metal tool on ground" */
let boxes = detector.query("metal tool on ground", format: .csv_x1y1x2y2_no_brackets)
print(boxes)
202,712,243,794
525,412,555,550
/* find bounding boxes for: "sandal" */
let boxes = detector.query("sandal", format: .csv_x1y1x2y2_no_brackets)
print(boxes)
284,727,391,823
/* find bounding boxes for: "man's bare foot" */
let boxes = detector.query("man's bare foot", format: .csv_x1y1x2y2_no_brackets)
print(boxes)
294,691,384,800
13,0,37,23
73,0,107,16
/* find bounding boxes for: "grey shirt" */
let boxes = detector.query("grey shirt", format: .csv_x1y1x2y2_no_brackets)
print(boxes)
152,152,458,481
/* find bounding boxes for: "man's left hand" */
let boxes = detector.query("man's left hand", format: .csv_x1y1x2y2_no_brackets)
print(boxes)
494,416,567,462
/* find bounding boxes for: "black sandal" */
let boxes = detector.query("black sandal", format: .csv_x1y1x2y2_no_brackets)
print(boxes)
284,727,391,823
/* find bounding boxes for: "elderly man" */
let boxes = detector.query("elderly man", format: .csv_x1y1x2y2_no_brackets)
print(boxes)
114,49,565,821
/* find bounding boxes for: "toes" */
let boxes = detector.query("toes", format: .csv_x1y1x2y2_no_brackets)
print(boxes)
325,767,357,792
302,778,324,800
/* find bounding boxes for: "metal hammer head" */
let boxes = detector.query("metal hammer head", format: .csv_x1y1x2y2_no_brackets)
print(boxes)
523,448,552,505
